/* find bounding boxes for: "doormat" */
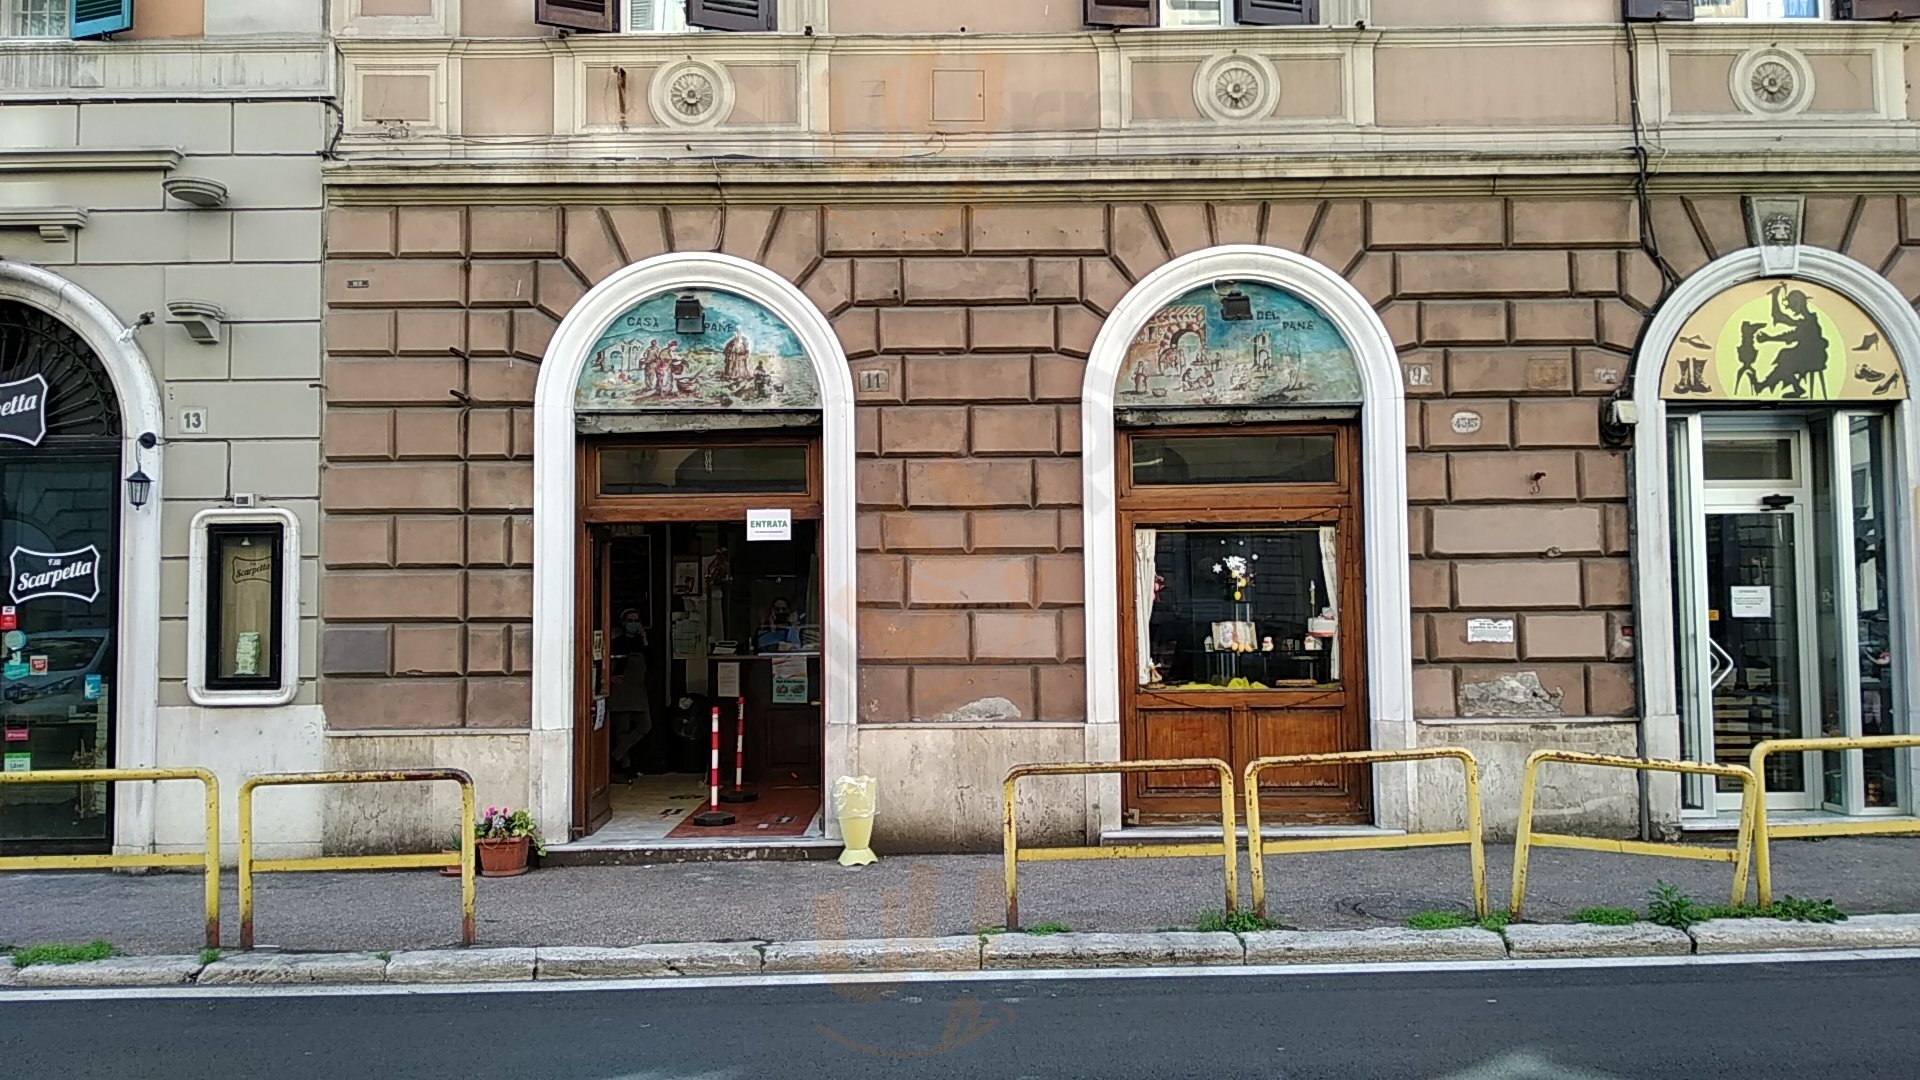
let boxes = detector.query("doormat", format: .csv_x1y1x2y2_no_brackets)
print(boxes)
666,786,820,840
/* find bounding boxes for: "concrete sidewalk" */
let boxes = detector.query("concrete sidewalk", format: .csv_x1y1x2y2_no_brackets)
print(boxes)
2,837,1915,955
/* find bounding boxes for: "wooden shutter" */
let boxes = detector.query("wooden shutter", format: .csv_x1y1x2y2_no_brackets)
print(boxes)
687,0,776,31
1839,1,1918,19
534,0,618,32
70,0,133,38
1236,0,1318,24
1622,0,1693,19
1086,0,1158,28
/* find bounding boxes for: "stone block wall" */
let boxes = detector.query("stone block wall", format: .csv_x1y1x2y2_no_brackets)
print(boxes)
317,192,1920,733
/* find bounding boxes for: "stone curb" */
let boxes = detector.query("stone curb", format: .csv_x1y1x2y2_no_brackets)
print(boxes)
9,921,1920,989
1687,913,1920,954
1506,923,1692,958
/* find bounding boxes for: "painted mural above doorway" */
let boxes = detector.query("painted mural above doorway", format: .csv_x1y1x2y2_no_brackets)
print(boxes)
575,288,821,412
1662,277,1905,403
1116,281,1363,407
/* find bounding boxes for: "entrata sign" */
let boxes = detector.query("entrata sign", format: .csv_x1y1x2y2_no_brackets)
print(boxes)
0,374,48,447
9,545,102,605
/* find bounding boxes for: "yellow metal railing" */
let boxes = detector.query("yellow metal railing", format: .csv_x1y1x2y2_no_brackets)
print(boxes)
1751,735,1920,906
0,767,222,948
1004,759,1236,931
1509,750,1757,920
1246,748,1487,921
238,769,475,949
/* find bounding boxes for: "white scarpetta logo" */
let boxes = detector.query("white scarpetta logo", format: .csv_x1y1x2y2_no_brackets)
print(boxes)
9,545,102,605
0,374,49,447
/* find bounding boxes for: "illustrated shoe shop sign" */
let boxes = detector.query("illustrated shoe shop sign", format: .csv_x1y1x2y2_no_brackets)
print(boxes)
9,545,102,605
0,374,49,447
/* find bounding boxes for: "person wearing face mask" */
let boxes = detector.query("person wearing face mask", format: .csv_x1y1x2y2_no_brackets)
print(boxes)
755,596,803,653
608,607,652,780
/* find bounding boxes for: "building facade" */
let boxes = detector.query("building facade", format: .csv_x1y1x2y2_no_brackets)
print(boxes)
6,0,1920,859
0,1,330,857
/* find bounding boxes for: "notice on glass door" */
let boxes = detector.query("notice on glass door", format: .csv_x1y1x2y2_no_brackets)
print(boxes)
1729,586,1771,619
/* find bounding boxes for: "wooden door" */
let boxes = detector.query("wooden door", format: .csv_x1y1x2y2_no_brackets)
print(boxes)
1118,424,1370,824
573,525,614,837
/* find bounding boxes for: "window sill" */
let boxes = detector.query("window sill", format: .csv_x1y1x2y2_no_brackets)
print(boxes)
185,684,300,709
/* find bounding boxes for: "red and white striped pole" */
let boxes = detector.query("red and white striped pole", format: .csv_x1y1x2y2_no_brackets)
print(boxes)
721,695,758,803
692,705,736,826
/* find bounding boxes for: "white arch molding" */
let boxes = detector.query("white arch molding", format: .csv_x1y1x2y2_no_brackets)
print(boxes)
1079,245,1415,834
0,263,164,856
1631,246,1920,825
531,253,857,843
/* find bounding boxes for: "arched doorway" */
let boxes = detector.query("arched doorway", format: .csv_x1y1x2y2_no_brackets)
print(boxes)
1633,247,1920,827
530,253,856,845
1080,246,1414,832
0,265,163,856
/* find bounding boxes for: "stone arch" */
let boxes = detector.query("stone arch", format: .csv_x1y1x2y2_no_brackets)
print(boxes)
1078,245,1415,831
529,252,856,841
0,262,164,854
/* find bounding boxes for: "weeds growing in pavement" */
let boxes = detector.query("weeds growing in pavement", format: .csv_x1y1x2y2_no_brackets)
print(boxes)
1646,881,1848,928
1405,911,1472,931
375,950,392,962
198,948,221,966
1764,896,1847,923
1194,909,1283,933
1646,881,1702,929
1475,912,1511,933
10,940,113,968
1574,907,1639,926
1025,921,1072,936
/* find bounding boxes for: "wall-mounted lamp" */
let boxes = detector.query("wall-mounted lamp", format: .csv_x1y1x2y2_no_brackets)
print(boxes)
125,432,158,509
166,299,227,345
674,294,706,336
1216,282,1253,322
162,176,230,209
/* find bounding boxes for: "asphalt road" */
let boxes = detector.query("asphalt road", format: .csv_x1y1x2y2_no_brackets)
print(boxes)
2,955,1916,1079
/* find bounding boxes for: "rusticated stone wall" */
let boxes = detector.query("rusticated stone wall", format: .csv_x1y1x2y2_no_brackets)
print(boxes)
315,192,1920,731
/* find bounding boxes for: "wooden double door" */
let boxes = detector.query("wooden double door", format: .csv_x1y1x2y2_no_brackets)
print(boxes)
1118,424,1371,824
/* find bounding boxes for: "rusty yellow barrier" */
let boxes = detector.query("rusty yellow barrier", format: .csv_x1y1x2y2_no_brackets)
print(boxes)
238,769,475,949
1246,748,1486,922
1509,750,1757,920
0,767,222,948
1751,735,1920,906
1004,759,1236,930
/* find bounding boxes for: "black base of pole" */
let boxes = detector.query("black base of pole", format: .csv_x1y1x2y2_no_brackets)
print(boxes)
691,808,737,827
719,788,759,803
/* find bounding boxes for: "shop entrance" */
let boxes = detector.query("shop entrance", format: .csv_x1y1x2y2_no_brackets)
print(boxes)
1117,423,1370,825
573,437,825,843
0,300,123,855
1671,413,1905,816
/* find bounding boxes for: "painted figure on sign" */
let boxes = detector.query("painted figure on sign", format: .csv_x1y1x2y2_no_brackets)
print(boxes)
1756,285,1831,399
723,328,752,382
752,360,771,400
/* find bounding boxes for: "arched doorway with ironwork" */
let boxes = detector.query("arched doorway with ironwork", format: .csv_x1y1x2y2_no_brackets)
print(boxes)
0,265,163,857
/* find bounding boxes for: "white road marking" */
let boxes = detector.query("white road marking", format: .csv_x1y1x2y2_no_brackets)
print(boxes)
1,947,1916,1003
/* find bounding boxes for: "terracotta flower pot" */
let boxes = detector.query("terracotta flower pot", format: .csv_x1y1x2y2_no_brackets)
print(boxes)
477,836,531,877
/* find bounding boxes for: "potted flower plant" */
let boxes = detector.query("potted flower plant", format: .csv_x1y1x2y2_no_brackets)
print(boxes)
474,806,545,877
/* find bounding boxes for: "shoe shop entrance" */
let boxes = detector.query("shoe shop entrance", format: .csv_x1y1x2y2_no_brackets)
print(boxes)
573,437,826,843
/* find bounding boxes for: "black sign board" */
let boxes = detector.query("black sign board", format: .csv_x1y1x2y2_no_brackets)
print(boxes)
9,545,102,605
0,374,48,447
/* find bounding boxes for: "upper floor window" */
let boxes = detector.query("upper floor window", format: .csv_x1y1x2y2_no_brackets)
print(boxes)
1694,0,1825,18
6,0,67,37
1086,0,1318,28
535,0,774,32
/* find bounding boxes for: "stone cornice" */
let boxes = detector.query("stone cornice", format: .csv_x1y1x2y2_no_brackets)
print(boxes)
0,148,182,173
323,150,1920,204
0,38,332,100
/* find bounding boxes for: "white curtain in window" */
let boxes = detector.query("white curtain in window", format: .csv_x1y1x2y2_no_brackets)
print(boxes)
1134,529,1158,686
1318,526,1339,671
